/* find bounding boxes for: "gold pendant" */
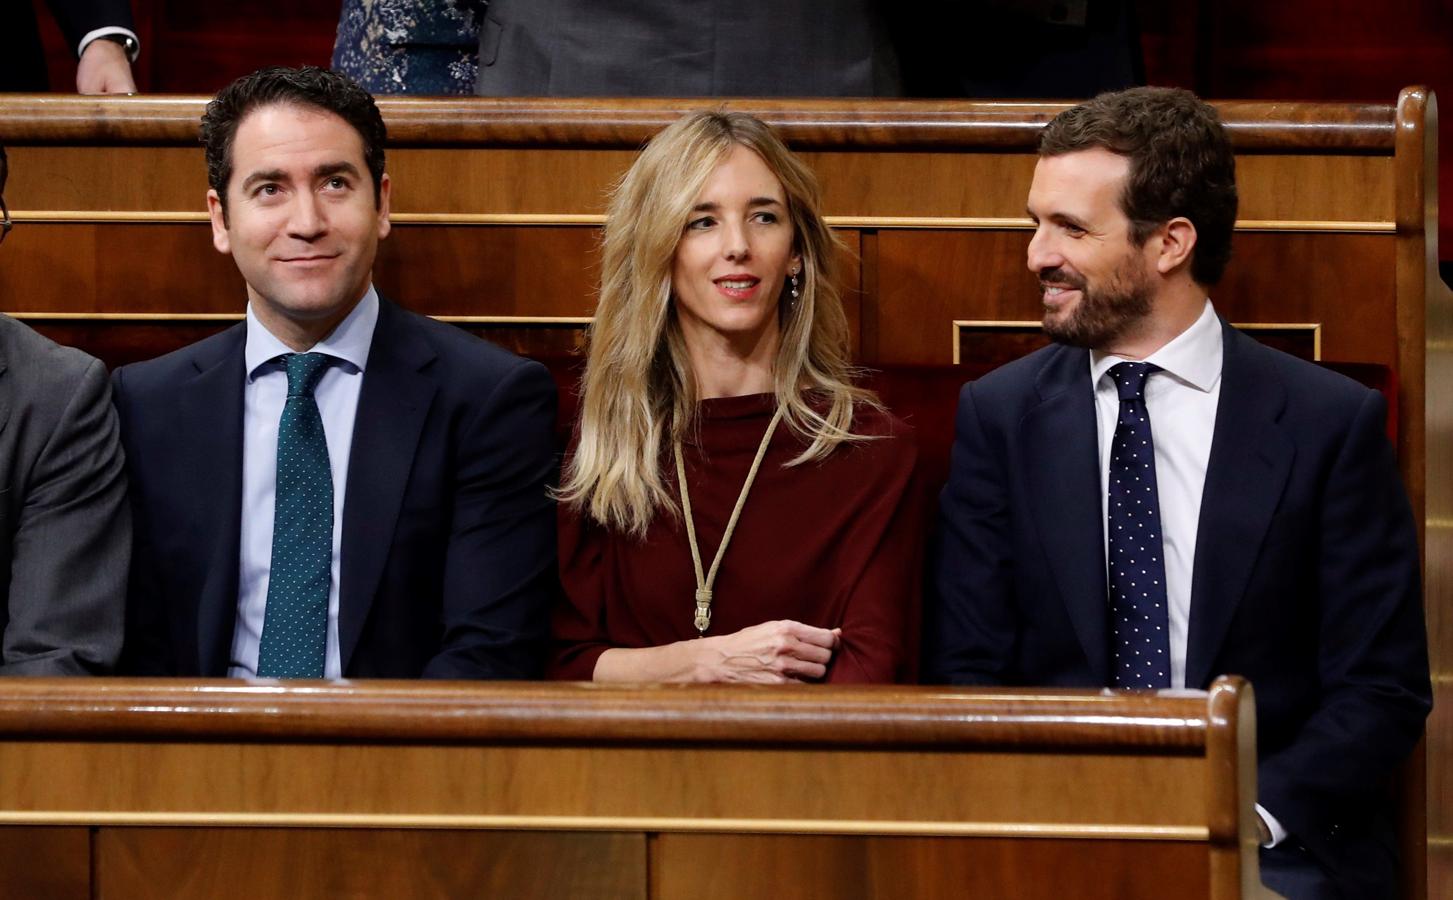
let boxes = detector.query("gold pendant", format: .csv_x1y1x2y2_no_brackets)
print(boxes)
694,588,712,635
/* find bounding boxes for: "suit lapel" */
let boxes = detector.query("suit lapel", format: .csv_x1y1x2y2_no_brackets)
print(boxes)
1185,323,1293,687
176,326,247,676
338,299,437,672
1021,347,1111,682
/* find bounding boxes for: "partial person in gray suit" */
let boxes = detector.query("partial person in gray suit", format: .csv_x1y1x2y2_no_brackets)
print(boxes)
474,0,902,97
0,144,129,675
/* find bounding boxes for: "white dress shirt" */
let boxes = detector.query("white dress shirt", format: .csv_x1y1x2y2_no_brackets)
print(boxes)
229,287,379,679
1089,299,1286,846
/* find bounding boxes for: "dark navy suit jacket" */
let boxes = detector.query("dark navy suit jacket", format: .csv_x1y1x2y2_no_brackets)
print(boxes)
1,0,136,91
112,297,557,680
926,320,1431,895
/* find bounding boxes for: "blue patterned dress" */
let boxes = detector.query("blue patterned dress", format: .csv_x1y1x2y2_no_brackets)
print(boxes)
333,0,482,95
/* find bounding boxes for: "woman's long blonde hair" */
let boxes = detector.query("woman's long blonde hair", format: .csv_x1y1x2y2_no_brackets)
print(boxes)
559,110,875,535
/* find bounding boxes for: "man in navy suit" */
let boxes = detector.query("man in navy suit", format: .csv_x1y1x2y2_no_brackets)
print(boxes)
2,0,140,92
113,66,556,680
926,87,1430,898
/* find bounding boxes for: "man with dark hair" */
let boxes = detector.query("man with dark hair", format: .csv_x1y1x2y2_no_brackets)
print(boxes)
0,144,130,674
927,86,1430,897
113,66,557,680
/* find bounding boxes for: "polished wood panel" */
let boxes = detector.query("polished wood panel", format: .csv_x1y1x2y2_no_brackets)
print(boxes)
0,827,89,900
0,95,1401,151
652,834,1212,900
870,230,1396,367
0,679,1263,898
96,829,645,900
0,679,1225,747
0,144,1396,225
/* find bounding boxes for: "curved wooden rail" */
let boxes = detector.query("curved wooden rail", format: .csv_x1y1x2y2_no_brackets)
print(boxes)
0,94,1396,151
0,676,1246,749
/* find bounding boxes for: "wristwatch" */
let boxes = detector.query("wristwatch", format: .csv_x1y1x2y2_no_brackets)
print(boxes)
95,33,140,61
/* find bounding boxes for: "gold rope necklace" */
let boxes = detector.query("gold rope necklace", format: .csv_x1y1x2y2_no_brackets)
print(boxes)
673,405,785,636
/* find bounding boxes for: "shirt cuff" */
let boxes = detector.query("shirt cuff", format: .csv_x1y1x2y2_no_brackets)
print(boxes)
1254,803,1288,848
78,27,141,62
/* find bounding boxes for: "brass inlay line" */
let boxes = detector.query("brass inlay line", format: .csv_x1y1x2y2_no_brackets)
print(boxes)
951,320,1321,364
392,213,604,225
8,312,593,326
1424,517,1453,530
0,811,1209,840
1235,220,1392,233
951,319,1039,365
11,312,242,322
9,210,1396,233
10,211,211,223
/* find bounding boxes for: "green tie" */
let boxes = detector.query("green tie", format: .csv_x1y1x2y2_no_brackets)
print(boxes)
257,353,333,679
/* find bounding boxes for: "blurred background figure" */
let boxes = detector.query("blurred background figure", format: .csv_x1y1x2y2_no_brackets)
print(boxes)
333,0,481,95
896,0,1143,98
473,0,902,97
1,0,139,93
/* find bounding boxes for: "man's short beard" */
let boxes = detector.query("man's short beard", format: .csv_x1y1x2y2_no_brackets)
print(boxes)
1040,259,1154,350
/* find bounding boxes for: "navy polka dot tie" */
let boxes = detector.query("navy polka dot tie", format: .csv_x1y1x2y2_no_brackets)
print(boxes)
257,353,333,679
1107,362,1171,689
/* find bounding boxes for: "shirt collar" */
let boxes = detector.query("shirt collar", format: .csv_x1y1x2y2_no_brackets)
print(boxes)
1089,299,1222,393
244,285,379,382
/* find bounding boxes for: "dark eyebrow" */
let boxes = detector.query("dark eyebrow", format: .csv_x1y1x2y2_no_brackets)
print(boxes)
239,161,362,194
240,169,288,193
313,161,362,182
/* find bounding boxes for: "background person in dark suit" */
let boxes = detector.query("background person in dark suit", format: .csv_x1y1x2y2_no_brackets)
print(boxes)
0,144,130,674
1,0,140,93
473,0,902,97
925,87,1431,898
113,67,557,680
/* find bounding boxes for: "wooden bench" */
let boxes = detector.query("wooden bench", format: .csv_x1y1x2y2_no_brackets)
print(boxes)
0,90,1446,894
0,677,1268,900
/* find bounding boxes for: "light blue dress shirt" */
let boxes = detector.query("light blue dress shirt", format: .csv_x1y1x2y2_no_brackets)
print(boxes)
229,287,379,679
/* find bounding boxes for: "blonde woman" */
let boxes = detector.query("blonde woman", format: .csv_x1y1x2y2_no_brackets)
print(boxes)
552,111,922,683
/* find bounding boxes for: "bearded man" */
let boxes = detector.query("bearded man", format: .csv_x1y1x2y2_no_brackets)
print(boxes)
925,87,1430,899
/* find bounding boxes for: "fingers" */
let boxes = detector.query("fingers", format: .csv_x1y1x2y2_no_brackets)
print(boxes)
700,620,845,683
775,620,840,650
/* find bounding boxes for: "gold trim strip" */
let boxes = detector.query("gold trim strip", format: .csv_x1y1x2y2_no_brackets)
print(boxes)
392,213,606,225
951,320,1322,364
829,216,1033,230
1425,518,1453,530
1235,220,1392,233
9,211,1396,233
10,312,243,322
7,312,593,326
951,319,1040,365
0,811,1209,840
1429,836,1453,848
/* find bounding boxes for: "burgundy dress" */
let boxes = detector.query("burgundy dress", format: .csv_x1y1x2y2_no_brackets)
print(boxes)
552,394,923,683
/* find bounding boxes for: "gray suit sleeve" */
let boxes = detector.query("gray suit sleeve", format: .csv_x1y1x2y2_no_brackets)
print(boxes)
0,358,129,675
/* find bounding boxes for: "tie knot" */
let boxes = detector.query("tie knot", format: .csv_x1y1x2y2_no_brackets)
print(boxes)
283,353,331,398
1108,361,1159,401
